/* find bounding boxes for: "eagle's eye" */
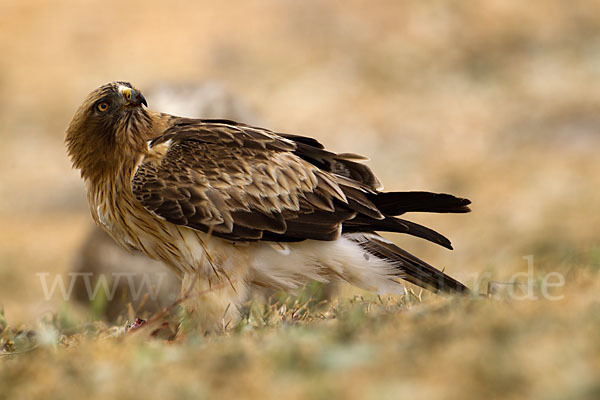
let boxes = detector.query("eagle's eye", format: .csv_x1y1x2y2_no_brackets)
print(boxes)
97,102,109,112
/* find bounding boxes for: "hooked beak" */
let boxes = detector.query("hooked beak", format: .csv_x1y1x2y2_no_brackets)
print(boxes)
118,85,148,107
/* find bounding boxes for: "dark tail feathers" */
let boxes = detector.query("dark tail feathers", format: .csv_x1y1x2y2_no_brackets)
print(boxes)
348,233,470,295
342,215,454,250
342,191,470,250
369,191,471,216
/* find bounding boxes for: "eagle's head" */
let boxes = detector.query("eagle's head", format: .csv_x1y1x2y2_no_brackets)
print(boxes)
66,81,152,180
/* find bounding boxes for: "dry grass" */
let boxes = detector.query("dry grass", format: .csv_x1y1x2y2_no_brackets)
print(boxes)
2,269,599,400
1,0,600,399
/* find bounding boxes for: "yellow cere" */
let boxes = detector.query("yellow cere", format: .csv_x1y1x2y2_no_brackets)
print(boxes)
118,85,132,101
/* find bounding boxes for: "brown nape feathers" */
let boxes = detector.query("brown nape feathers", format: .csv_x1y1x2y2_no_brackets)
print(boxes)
66,81,472,331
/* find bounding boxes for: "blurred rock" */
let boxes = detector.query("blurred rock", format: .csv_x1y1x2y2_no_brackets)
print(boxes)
72,227,181,321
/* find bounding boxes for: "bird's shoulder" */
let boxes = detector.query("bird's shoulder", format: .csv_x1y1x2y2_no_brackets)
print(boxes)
147,116,297,154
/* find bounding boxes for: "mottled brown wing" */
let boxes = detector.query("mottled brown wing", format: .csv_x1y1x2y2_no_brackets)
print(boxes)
278,132,383,191
191,119,382,191
194,119,385,217
131,120,360,242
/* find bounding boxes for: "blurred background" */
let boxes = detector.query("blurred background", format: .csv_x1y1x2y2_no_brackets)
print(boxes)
3,1,600,399
1,0,599,322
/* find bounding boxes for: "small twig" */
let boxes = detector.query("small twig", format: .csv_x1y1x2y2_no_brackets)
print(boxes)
0,343,40,357
136,292,150,312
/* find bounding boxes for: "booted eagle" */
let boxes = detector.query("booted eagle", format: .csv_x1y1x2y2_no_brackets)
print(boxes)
66,81,471,328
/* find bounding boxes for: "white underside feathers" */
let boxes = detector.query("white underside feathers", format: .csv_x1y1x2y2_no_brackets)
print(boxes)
248,234,404,295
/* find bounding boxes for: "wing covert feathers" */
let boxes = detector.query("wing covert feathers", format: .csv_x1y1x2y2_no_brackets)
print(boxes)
132,120,359,242
132,117,470,249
